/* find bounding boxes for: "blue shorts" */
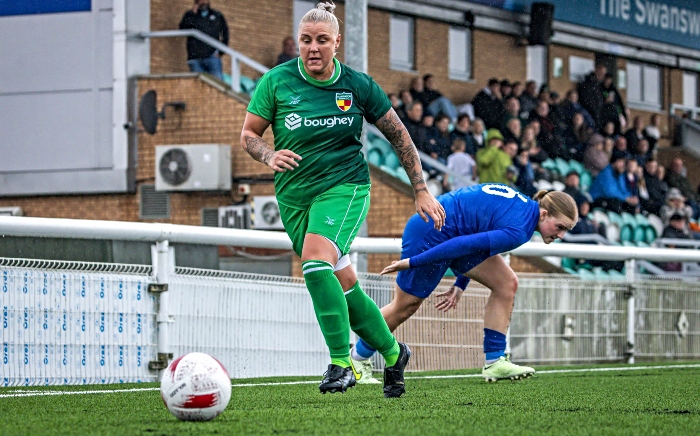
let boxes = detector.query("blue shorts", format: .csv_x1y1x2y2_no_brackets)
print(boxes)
396,214,490,299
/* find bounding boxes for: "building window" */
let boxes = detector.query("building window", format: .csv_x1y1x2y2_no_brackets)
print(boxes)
683,72,698,108
626,61,661,109
390,15,414,71
293,0,315,35
448,26,471,81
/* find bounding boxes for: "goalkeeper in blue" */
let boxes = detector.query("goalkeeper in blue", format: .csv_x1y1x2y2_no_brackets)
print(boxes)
351,184,577,383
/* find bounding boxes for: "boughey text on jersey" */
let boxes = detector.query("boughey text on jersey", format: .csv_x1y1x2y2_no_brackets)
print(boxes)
284,113,356,131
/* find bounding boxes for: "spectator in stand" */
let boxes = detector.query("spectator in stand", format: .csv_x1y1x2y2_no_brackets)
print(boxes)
602,72,628,130
472,78,505,130
428,114,453,164
500,80,513,100
583,134,609,177
563,171,583,200
563,112,593,161
577,63,607,128
601,121,617,140
519,81,539,117
624,116,646,154
589,149,639,214
631,138,651,166
660,188,693,230
599,91,623,136
612,136,631,160
659,213,692,271
530,100,569,160
520,123,548,165
450,114,477,157
396,90,413,121
179,0,229,81
642,158,668,216
403,101,430,154
513,146,537,197
388,92,401,116
644,113,662,151
665,157,700,218
409,76,430,108
471,118,487,150
562,90,596,129
275,36,297,66
569,194,606,238
422,74,459,122
445,138,477,191
624,159,642,202
511,81,524,100
549,91,569,133
502,96,524,131
503,117,522,144
477,129,515,184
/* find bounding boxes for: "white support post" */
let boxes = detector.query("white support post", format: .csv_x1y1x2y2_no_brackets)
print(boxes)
150,240,174,371
625,259,636,364
231,56,240,93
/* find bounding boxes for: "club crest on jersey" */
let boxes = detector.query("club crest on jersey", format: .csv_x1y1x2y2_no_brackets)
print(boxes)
336,92,353,112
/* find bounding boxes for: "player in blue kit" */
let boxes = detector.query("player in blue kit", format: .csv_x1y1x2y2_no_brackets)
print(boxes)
350,184,578,383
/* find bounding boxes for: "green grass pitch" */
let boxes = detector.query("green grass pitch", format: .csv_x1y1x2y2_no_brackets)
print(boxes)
1,362,699,435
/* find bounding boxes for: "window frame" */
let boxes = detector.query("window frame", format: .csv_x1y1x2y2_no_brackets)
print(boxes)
626,61,662,111
389,14,415,72
448,25,472,82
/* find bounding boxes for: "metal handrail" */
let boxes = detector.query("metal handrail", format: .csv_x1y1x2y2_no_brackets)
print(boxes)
670,103,700,120
138,29,270,93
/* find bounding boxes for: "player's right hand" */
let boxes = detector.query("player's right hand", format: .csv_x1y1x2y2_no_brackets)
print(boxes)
267,150,301,172
415,189,445,231
434,286,462,312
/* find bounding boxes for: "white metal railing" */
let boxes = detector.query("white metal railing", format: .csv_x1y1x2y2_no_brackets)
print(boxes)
2,215,700,374
138,29,270,93
670,103,700,120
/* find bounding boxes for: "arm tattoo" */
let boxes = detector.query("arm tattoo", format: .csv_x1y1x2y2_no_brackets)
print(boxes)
243,135,275,165
374,109,426,191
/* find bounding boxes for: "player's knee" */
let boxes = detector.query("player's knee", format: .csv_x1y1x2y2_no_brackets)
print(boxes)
504,274,518,300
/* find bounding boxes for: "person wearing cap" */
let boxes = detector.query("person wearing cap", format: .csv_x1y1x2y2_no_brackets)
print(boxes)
476,129,514,184
500,79,512,100
583,133,611,177
659,188,693,228
563,170,583,200
589,149,639,214
664,158,700,219
472,78,505,130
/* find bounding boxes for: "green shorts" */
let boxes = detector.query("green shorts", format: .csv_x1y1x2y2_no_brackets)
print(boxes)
278,183,371,257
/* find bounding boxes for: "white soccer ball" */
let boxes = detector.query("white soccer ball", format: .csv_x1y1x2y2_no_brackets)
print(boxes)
160,352,232,421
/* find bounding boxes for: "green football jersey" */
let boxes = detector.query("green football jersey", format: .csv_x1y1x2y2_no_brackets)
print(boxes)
247,57,391,208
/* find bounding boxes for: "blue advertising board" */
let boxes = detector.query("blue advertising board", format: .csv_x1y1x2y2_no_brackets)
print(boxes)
0,0,91,17
464,0,700,51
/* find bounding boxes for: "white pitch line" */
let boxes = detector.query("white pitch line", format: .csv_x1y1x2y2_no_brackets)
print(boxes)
2,363,700,398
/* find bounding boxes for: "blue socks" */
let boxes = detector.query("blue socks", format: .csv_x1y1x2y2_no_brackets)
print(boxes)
352,338,377,360
484,328,506,364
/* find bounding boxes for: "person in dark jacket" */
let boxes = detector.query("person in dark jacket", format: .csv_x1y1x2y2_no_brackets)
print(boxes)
179,0,229,80
472,78,505,130
577,64,607,129
641,158,667,216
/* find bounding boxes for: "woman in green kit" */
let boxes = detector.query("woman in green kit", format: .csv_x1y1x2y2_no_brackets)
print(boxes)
240,1,445,398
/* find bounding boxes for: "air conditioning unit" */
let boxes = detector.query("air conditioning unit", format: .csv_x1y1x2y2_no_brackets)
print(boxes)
155,144,231,191
219,204,252,229
0,206,23,216
253,196,284,230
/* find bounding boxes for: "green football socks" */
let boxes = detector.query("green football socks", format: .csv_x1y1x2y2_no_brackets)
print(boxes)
302,260,351,368
345,281,400,367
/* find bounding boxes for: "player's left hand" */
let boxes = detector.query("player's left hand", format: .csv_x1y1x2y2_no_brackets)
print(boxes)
434,286,462,312
379,259,410,275
415,189,445,231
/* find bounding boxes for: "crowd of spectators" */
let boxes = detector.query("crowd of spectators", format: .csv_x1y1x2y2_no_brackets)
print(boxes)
387,66,700,267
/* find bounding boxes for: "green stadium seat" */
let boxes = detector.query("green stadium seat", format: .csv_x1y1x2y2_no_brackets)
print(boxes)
579,171,592,192
372,138,393,156
607,269,625,281
542,159,557,172
367,148,384,167
563,267,577,274
379,165,397,177
240,76,256,95
607,211,623,227
633,225,646,243
555,158,570,177
591,267,609,280
384,152,401,170
645,226,657,243
568,160,584,175
577,269,596,280
561,257,578,270
395,168,411,185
